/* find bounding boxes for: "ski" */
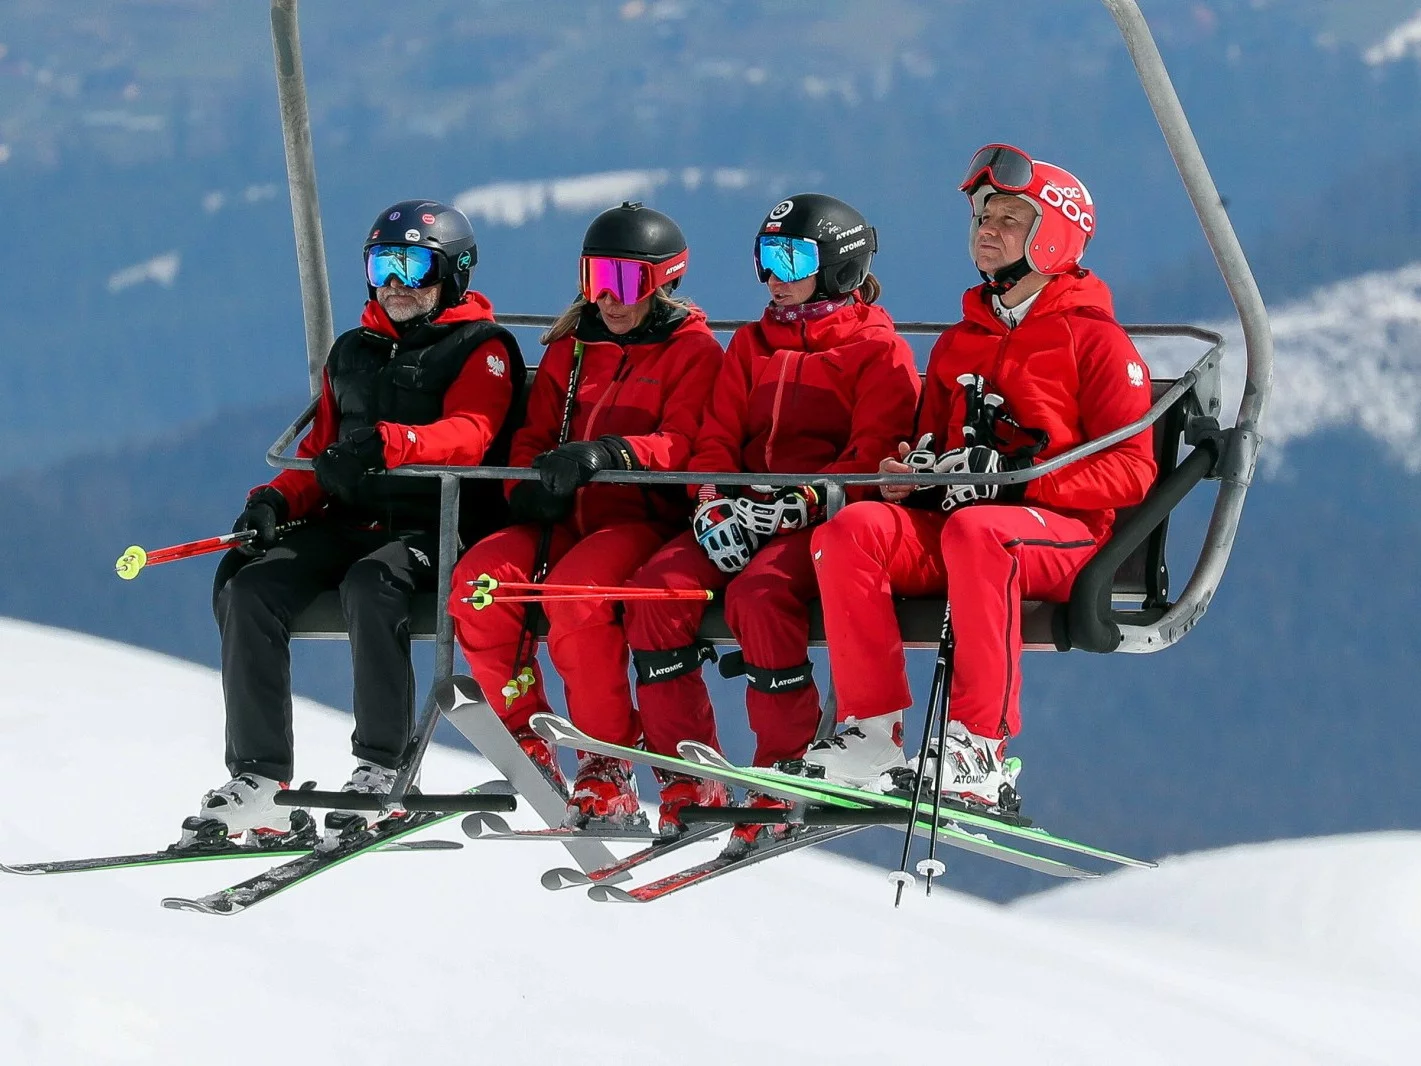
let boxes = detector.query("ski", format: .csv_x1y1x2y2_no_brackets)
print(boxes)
160,802,472,916
587,826,862,903
677,741,1155,870
541,823,726,890
437,676,625,879
461,811,660,843
528,715,1092,879
3,808,325,876
2,839,313,876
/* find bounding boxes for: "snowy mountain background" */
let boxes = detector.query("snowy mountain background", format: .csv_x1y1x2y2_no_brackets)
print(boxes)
3,620,1419,1066
3,1,1421,902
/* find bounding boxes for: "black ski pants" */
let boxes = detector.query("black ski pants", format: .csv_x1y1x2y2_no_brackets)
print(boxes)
212,521,437,781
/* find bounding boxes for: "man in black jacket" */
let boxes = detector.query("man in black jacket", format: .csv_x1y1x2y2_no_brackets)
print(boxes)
193,200,524,839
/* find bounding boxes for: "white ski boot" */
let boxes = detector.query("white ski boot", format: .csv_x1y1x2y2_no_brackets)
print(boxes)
913,720,1021,811
339,761,398,800
798,712,907,788
191,773,291,837
322,762,402,847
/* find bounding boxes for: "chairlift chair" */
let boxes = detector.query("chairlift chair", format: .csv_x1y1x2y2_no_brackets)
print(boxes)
257,0,1273,800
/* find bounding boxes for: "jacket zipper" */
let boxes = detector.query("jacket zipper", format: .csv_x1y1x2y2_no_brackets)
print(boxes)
764,350,792,471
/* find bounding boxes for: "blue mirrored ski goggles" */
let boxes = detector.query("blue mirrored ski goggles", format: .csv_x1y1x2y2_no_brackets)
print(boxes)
755,235,820,284
365,243,441,289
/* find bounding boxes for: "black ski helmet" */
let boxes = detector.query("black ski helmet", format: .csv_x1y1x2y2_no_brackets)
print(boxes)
755,193,877,297
363,199,477,309
582,201,688,291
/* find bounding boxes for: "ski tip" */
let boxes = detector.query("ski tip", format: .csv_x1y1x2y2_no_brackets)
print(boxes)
541,867,590,891
675,740,728,769
0,862,44,876
527,712,575,744
381,839,464,852
436,674,486,714
161,897,240,916
586,884,638,903
474,778,517,796
461,812,513,839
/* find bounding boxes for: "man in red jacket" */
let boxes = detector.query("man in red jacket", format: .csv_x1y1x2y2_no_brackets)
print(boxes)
192,200,523,840
805,146,1156,809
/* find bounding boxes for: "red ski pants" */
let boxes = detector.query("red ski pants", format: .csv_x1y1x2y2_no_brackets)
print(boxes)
447,520,674,746
811,502,1099,739
623,529,822,767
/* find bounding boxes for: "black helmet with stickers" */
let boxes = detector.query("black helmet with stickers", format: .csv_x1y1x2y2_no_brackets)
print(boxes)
363,200,477,309
754,192,877,298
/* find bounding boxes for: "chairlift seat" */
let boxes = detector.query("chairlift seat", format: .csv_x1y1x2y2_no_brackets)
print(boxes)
288,373,1207,654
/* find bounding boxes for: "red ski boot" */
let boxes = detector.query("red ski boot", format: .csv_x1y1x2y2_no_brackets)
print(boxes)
514,729,567,794
566,753,641,827
657,774,731,838
722,791,793,859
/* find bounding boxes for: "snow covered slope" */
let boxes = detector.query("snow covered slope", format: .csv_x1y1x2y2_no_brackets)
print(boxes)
1,618,1417,1066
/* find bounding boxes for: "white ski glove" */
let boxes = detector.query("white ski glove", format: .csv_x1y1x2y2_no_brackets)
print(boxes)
693,497,760,573
731,485,825,537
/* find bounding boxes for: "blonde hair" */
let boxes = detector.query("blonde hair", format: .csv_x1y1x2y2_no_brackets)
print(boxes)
856,272,882,305
540,287,696,345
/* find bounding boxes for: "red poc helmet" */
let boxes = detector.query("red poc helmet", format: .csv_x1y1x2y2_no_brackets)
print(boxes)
960,144,1095,276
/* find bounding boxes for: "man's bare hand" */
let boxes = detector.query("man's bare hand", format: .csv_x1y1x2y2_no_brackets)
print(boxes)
880,442,916,502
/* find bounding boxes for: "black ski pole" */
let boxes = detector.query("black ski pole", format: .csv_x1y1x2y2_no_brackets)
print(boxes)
889,596,954,907
918,597,956,895
504,340,587,708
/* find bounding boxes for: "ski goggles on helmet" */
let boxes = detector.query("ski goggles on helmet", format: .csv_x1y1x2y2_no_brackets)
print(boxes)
580,252,687,305
365,244,441,289
959,144,1035,194
754,235,820,284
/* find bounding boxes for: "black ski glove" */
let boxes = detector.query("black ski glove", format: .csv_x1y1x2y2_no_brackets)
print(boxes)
507,480,574,524
314,426,387,504
232,486,289,557
937,446,1030,516
534,436,640,497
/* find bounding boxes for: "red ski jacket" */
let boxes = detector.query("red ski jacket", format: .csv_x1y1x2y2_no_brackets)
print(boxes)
917,272,1156,539
510,308,724,533
689,300,920,501
263,292,515,519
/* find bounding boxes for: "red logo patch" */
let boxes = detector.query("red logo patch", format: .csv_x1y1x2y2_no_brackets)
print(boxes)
421,213,436,225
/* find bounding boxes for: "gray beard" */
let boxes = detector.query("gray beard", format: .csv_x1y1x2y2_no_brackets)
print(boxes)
379,287,439,322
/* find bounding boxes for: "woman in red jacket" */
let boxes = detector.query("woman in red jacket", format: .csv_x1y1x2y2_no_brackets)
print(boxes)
447,202,723,825
805,145,1157,810
622,193,921,845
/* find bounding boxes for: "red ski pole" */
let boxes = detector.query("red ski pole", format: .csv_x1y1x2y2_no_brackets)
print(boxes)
463,584,713,610
115,521,305,580
467,573,714,597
